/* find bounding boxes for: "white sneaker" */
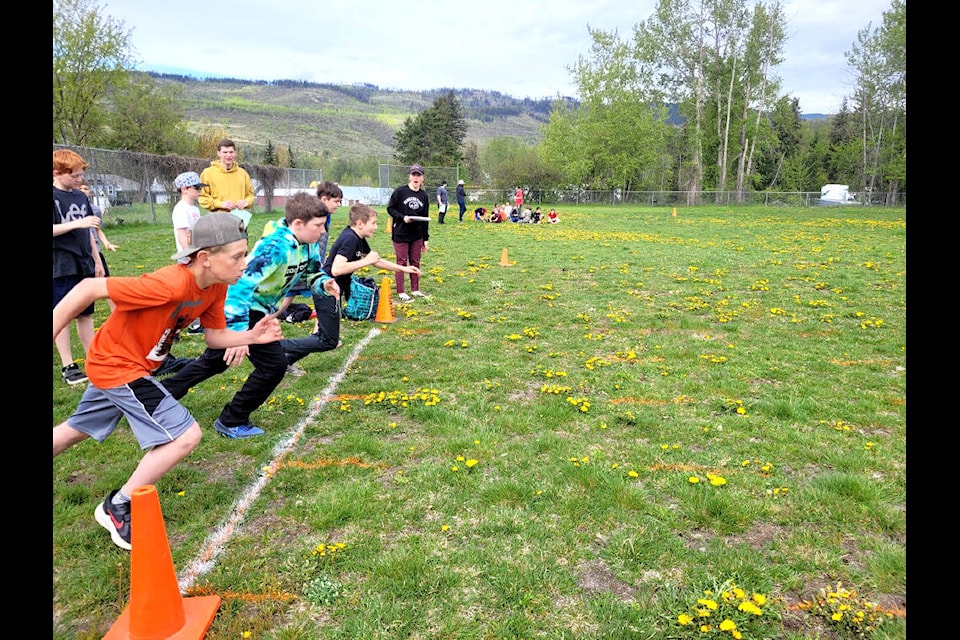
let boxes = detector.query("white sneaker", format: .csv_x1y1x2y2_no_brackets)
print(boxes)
410,291,427,298
398,293,412,303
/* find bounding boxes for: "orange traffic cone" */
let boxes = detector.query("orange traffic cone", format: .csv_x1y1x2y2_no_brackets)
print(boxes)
375,277,396,323
499,248,512,267
104,485,221,640
672,207,677,217
385,216,393,234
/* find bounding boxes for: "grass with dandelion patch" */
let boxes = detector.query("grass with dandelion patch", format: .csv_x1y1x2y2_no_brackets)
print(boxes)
53,204,905,639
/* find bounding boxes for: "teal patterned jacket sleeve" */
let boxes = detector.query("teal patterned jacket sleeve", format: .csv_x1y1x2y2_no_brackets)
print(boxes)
224,221,332,331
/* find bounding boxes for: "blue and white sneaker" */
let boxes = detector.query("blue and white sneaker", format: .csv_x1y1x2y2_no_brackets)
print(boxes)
214,419,265,439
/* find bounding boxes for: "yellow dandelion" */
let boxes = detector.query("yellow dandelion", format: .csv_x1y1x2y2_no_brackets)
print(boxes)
465,459,478,468
689,476,700,483
706,472,728,486
719,619,737,631
678,614,693,625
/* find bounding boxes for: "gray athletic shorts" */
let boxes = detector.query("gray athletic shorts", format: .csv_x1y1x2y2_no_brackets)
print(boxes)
66,376,196,449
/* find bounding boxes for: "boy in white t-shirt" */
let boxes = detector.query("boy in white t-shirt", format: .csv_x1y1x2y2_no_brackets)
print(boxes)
164,171,210,347
172,171,208,262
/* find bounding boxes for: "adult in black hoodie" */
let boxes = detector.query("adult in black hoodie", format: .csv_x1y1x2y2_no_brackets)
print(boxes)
386,164,430,302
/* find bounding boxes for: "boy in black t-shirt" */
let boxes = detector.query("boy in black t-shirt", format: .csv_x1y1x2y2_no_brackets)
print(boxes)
280,204,420,375
53,149,105,385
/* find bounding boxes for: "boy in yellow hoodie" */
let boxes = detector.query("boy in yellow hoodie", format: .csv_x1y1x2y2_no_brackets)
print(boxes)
199,138,255,219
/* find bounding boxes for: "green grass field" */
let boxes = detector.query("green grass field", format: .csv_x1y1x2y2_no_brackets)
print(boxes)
53,204,906,639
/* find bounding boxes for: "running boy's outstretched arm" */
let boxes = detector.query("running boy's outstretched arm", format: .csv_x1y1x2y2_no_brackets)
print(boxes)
330,252,420,277
202,314,285,351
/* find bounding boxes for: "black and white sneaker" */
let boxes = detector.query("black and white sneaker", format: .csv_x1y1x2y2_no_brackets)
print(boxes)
94,490,132,550
62,363,88,386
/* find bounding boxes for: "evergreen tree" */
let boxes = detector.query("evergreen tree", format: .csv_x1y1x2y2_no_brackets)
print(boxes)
264,140,278,166
393,91,467,168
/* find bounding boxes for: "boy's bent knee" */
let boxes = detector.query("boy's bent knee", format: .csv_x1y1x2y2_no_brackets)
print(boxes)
176,423,203,452
315,334,340,352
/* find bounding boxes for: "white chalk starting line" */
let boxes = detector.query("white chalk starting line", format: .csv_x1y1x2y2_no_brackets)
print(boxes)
177,326,382,593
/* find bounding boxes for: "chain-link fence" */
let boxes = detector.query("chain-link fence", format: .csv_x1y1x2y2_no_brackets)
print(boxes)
461,188,904,208
378,164,461,192
54,144,323,225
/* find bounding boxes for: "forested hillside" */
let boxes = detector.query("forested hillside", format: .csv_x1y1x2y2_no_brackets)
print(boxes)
153,73,573,161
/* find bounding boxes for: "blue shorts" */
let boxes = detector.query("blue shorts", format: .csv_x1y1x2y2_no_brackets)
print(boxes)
66,376,196,449
53,275,95,316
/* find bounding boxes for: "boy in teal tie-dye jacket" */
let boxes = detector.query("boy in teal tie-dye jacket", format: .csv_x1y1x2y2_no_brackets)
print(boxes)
162,192,339,439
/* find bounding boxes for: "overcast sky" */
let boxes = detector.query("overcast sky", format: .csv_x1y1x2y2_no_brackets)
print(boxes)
102,0,893,116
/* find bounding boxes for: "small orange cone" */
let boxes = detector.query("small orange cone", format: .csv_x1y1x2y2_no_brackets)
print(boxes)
672,207,677,217
499,248,512,267
375,277,396,323
104,485,220,640
385,216,393,234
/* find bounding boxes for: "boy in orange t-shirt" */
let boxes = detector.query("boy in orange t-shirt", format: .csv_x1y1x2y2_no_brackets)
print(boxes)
52,214,285,551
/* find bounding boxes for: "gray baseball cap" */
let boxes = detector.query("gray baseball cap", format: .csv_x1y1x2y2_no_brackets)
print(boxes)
171,213,248,261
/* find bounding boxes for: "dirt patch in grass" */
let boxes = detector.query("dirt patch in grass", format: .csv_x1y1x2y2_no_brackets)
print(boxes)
576,558,637,602
295,433,340,458
243,499,313,547
680,528,715,550
734,521,786,550
188,449,253,484
507,380,541,402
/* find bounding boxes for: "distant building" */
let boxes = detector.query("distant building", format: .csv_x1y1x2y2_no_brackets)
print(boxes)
255,186,392,208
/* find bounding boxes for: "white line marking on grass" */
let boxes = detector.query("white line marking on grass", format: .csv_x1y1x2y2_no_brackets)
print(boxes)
177,326,382,593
